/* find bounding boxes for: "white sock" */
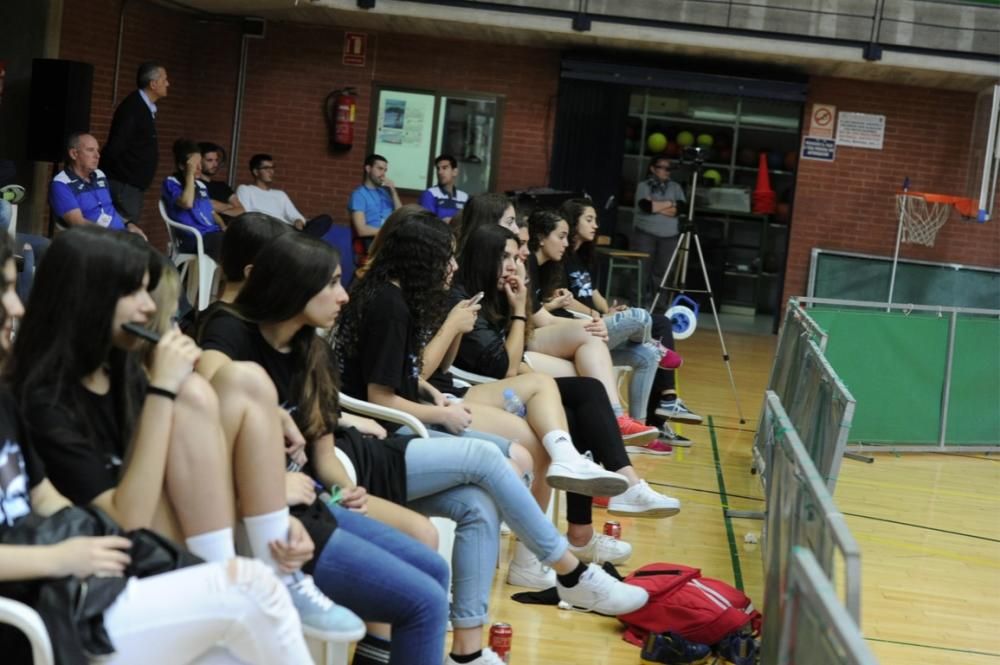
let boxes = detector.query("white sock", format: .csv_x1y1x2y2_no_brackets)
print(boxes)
243,507,294,584
542,430,581,464
185,527,236,562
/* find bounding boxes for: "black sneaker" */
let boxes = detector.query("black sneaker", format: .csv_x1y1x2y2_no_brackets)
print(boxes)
660,427,693,448
640,631,712,664
655,397,704,424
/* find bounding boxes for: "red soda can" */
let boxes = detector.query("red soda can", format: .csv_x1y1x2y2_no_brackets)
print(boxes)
489,622,512,663
604,520,622,539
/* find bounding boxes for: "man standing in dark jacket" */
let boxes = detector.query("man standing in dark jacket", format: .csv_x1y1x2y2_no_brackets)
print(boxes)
100,62,169,226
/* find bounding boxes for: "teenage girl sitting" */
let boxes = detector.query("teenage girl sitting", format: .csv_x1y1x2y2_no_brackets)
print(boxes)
0,236,314,665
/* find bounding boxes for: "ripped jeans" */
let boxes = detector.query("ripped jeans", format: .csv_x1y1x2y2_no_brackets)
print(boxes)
605,307,660,419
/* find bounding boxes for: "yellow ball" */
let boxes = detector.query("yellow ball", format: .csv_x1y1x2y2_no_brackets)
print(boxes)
702,169,722,185
647,132,668,153
676,131,695,147
697,133,714,147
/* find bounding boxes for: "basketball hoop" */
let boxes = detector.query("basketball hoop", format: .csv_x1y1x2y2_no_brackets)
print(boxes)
895,192,976,247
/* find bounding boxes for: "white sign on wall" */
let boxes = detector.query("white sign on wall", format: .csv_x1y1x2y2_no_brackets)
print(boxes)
836,112,886,149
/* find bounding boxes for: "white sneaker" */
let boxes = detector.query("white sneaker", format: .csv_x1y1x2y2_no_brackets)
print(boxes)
567,532,633,565
557,563,648,615
445,647,506,665
287,572,366,641
608,480,681,518
546,452,629,497
506,541,556,589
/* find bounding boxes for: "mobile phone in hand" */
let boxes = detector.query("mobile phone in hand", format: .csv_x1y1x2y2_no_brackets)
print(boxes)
468,291,485,306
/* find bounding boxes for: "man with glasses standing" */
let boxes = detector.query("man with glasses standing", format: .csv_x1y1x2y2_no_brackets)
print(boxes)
236,154,332,238
633,157,685,308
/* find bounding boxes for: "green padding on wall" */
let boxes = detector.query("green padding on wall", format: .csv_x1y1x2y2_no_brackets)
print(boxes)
809,309,948,444
946,319,1000,444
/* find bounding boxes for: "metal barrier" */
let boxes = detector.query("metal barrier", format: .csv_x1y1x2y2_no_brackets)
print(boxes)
760,392,863,665
784,339,856,494
752,299,829,493
775,548,879,665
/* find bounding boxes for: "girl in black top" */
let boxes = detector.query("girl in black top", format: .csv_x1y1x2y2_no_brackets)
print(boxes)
7,226,352,637
556,198,698,431
0,235,313,665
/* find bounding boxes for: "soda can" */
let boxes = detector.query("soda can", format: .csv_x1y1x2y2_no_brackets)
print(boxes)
603,520,622,539
489,622,512,663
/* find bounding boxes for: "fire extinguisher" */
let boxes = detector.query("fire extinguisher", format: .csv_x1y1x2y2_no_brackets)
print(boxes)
325,87,357,152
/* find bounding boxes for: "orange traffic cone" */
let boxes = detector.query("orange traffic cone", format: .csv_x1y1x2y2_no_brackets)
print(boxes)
752,152,776,214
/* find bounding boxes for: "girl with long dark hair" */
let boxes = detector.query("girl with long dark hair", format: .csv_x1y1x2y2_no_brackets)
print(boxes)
211,231,646,665
557,198,702,435
0,235,314,665
7,226,358,639
452,225,684,556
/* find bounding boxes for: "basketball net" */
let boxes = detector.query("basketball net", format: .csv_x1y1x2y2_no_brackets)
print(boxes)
894,192,975,247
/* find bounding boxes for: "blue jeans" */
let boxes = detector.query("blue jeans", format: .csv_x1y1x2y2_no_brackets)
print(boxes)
312,505,449,665
404,436,568,629
605,307,659,419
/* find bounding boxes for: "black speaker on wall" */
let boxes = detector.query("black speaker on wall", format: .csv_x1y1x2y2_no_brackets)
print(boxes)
26,58,94,163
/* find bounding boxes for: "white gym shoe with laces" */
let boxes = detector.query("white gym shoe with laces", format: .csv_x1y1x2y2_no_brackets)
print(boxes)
557,563,648,615
608,480,681,518
566,532,633,565
546,451,629,497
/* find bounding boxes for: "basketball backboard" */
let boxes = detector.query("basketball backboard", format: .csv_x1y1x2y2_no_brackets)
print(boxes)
965,83,1000,223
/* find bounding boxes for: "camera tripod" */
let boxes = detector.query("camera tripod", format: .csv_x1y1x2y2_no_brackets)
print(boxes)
648,162,747,425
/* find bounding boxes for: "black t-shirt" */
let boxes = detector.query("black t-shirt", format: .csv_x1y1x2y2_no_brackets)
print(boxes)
339,284,421,422
201,309,412,502
200,309,296,408
564,252,597,310
22,378,143,507
205,179,235,204
333,427,410,505
525,254,544,315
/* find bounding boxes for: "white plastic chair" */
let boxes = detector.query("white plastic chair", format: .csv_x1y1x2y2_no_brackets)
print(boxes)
0,598,54,665
157,200,219,311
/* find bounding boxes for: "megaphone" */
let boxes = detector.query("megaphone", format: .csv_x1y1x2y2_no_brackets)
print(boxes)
666,295,699,340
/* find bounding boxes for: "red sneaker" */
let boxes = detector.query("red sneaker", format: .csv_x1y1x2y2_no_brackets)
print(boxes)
626,440,674,456
659,348,683,370
593,495,610,508
617,415,659,446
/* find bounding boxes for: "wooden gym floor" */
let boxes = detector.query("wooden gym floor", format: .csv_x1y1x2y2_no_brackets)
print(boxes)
481,328,1000,664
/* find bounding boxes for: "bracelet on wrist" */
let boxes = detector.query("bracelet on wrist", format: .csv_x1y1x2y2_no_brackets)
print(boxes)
146,385,177,401
510,315,528,323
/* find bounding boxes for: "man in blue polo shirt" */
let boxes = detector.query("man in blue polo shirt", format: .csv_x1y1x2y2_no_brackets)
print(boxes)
347,153,401,249
49,132,147,238
418,153,468,223
161,138,224,259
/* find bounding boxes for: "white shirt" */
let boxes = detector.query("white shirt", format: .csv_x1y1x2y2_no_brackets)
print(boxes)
236,184,304,226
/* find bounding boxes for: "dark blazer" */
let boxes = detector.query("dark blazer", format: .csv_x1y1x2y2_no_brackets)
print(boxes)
100,90,158,190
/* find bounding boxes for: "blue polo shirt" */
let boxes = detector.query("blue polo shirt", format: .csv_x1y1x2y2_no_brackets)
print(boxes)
49,168,127,231
418,185,468,220
162,175,222,237
348,185,394,230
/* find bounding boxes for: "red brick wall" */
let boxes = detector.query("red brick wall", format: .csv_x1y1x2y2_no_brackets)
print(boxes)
238,23,558,218
57,2,559,249
783,77,1000,305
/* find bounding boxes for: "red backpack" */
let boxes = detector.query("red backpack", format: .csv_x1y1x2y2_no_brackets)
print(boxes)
617,562,762,647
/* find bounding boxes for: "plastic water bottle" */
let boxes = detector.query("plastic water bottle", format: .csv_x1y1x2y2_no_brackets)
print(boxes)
502,388,527,418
